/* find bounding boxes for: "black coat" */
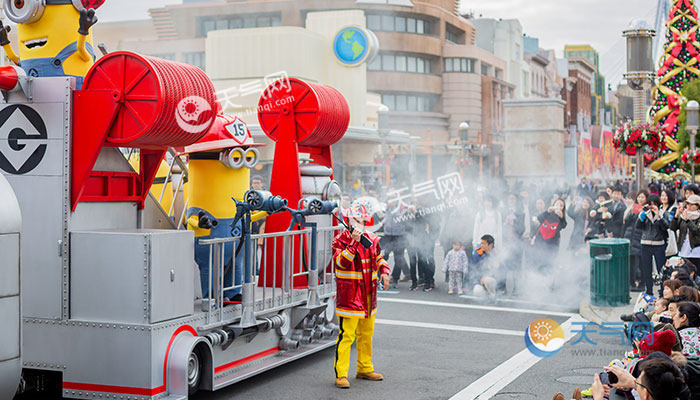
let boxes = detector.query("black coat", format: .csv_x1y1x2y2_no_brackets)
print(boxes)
636,210,669,245
670,216,700,250
623,210,643,256
607,200,626,238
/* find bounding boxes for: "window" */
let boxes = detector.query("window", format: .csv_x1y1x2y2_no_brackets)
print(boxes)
481,63,490,76
443,58,476,73
445,26,465,45
407,18,416,33
199,13,282,37
381,15,394,31
396,17,406,32
514,43,521,60
202,20,215,36
380,93,437,112
396,55,407,72
367,15,381,30
382,54,395,71
365,14,432,36
407,56,417,72
445,58,453,72
368,55,381,71
370,53,434,75
183,52,205,70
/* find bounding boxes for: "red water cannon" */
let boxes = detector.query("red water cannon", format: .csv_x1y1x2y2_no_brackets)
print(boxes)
257,78,350,287
71,52,217,210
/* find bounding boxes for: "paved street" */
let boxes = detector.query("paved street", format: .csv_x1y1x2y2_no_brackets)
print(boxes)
192,281,628,400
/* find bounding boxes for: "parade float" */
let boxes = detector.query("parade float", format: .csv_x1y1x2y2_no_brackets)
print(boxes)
0,2,350,399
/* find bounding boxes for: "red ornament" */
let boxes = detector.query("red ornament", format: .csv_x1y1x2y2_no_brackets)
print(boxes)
81,0,105,9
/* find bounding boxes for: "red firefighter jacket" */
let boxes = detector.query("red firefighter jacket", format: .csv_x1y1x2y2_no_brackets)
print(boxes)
332,230,390,319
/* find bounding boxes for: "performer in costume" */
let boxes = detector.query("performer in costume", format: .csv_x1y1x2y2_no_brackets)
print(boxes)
183,111,265,300
1,0,105,89
332,202,390,389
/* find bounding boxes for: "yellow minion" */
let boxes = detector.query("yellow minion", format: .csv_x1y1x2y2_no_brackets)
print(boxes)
1,0,103,89
183,112,266,299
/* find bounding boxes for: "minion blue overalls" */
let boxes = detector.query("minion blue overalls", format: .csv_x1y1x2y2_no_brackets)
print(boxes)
186,207,244,299
19,41,95,89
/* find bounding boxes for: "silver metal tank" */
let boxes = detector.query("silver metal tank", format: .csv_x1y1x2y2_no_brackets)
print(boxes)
0,174,21,399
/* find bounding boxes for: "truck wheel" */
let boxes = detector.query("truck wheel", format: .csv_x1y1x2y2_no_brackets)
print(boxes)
188,347,203,395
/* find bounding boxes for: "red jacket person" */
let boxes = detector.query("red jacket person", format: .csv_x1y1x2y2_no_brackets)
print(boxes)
332,202,390,389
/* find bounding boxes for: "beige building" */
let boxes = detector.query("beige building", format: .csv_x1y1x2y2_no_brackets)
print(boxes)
91,0,513,184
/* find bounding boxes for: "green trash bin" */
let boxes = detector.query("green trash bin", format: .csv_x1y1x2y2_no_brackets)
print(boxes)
589,238,630,307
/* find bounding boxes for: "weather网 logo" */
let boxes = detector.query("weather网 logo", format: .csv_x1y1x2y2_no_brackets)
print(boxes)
524,318,565,358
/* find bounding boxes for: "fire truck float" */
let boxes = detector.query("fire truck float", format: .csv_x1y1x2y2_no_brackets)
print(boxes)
0,49,351,399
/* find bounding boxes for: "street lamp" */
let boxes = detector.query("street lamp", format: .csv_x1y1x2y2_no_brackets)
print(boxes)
688,100,699,183
623,19,655,191
459,121,470,142
377,105,390,189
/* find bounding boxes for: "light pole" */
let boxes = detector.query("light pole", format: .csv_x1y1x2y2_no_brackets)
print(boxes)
688,100,699,183
377,105,390,189
459,121,469,177
623,19,655,191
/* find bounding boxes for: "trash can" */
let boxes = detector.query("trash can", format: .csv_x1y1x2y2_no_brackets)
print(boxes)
589,238,630,307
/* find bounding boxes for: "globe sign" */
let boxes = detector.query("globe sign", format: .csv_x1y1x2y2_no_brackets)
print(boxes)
333,26,370,66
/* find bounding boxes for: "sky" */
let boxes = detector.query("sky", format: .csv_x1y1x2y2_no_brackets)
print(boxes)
97,0,664,87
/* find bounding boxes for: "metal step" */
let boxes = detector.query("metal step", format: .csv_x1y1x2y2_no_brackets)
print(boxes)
213,339,335,390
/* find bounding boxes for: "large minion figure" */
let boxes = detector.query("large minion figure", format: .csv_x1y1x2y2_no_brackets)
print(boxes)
184,113,265,300
0,0,103,89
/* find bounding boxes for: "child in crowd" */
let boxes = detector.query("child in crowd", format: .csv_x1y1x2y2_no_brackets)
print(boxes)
651,298,670,323
443,240,468,295
471,235,496,298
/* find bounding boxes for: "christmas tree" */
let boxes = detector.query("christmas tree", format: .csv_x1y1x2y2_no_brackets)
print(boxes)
649,0,700,175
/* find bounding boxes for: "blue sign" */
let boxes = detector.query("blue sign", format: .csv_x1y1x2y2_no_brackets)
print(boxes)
333,26,371,66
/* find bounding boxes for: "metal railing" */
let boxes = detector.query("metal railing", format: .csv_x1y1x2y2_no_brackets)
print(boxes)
122,147,189,229
198,224,342,329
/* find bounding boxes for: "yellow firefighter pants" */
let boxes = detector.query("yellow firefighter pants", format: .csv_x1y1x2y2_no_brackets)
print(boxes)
334,314,376,378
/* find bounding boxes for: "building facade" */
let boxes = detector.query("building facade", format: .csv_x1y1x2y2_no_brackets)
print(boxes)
92,0,513,183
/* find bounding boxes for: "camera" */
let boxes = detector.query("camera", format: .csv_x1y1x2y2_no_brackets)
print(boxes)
660,314,674,324
599,371,618,385
643,205,650,212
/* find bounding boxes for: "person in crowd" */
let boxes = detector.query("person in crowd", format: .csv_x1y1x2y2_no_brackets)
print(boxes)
578,177,594,198
332,202,389,389
673,301,700,357
591,356,689,400
443,240,468,295
567,196,594,252
590,191,613,238
648,183,660,197
529,197,547,241
661,189,679,219
411,199,438,292
471,234,497,299
502,193,524,296
664,279,685,299
382,197,411,286
472,196,502,252
608,187,627,238
672,195,700,272
638,194,670,295
651,298,670,323
679,286,700,302
625,192,645,290
533,198,568,271
686,184,700,198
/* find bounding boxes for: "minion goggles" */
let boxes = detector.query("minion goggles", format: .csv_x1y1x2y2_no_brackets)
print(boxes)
189,147,260,169
5,0,89,24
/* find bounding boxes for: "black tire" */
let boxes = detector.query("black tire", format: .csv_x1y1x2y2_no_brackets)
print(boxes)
188,346,204,396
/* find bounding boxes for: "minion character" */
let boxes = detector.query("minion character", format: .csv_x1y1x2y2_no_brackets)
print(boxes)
0,0,104,89
183,113,265,300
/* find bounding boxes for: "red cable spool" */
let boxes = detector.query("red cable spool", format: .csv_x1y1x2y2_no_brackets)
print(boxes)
81,52,217,148
257,78,350,146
